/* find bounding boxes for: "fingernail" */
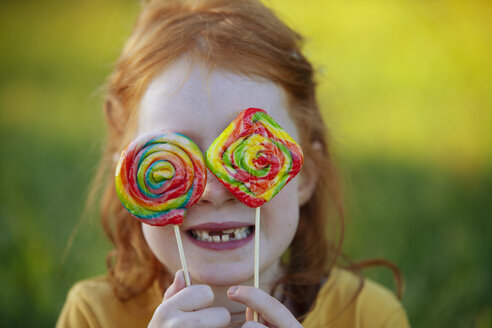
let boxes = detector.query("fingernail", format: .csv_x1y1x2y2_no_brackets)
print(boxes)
228,286,239,296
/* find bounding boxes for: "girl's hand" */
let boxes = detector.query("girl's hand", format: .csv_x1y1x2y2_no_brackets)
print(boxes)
227,286,302,328
148,270,231,328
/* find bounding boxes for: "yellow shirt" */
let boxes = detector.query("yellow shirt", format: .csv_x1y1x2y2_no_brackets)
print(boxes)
56,268,410,327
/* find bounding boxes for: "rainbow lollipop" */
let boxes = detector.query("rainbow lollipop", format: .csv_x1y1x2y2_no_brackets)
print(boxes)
205,107,303,321
116,131,206,285
206,107,303,207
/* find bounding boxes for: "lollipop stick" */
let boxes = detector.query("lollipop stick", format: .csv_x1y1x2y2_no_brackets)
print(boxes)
253,206,261,322
173,225,191,287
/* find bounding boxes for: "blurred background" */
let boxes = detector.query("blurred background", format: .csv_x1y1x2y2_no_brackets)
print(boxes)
0,0,490,327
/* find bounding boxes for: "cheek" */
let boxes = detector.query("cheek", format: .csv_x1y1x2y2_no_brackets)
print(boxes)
141,224,180,270
263,182,300,244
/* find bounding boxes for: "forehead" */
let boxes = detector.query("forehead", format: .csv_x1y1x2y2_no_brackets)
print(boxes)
137,56,299,149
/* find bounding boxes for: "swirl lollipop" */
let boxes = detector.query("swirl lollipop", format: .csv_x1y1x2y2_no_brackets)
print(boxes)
115,131,206,286
205,107,303,321
206,107,303,207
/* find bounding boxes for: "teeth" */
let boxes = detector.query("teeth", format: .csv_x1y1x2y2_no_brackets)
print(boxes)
234,227,248,236
190,227,252,242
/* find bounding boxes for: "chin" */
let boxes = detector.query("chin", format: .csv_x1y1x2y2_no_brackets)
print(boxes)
191,265,252,287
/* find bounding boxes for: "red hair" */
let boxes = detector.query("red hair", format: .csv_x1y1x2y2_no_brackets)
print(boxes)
92,0,402,319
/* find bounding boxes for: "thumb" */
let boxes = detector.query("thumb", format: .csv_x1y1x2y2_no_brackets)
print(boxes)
163,269,187,300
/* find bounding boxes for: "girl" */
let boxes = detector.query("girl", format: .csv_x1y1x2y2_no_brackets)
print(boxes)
57,0,410,327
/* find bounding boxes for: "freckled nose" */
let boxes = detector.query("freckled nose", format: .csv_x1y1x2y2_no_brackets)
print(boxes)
199,173,236,207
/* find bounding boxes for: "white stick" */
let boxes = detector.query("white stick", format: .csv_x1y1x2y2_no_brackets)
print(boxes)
253,206,261,322
174,225,191,287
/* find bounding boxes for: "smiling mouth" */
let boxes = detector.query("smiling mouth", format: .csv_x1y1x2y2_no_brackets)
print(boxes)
188,226,254,243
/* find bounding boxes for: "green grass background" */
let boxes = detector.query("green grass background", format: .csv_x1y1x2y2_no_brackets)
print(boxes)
0,0,490,327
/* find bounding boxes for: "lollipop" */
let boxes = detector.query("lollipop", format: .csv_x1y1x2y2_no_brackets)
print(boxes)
206,107,303,207
205,107,303,321
115,131,207,286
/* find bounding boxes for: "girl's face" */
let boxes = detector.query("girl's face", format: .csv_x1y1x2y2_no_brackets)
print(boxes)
137,56,306,287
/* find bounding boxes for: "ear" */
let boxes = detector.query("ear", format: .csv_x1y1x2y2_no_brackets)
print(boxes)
297,141,322,206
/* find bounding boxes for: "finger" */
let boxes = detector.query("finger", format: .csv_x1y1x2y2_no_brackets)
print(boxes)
245,308,272,327
169,307,231,328
163,270,186,300
242,321,268,328
228,286,301,328
166,284,214,311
